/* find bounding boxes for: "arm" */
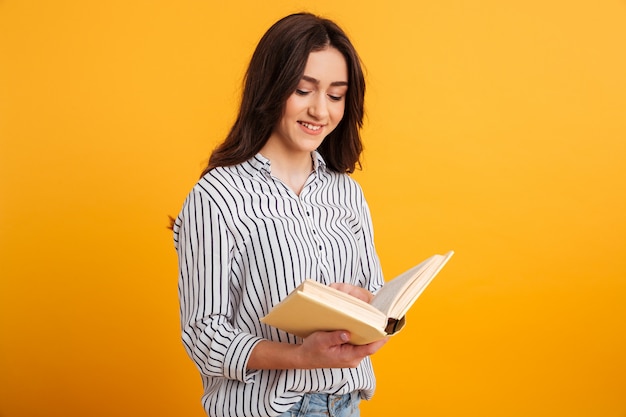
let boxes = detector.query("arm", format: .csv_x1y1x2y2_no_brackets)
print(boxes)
248,330,388,370
353,185,385,294
175,189,262,382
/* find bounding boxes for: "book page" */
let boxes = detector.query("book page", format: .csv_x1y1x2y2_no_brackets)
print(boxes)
371,251,453,319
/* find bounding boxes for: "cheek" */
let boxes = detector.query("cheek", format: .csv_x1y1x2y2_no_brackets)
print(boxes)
283,95,305,118
331,103,346,123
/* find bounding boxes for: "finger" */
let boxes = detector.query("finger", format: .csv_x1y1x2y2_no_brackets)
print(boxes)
329,284,373,303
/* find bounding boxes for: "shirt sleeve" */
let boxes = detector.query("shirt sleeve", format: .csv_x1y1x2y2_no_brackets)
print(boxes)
173,187,263,383
355,187,385,294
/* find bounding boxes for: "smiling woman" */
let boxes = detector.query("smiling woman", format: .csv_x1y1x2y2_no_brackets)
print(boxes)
171,12,386,417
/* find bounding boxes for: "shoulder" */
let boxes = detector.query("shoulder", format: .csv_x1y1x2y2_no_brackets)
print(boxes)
194,166,234,193
192,163,254,200
174,167,240,232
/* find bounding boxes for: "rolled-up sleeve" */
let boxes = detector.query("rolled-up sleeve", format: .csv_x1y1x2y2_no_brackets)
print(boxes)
174,188,262,383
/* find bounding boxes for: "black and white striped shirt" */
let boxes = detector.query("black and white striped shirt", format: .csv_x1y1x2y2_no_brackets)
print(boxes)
173,151,384,417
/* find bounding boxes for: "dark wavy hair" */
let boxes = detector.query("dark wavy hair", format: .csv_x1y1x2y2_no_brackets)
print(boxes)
202,12,366,176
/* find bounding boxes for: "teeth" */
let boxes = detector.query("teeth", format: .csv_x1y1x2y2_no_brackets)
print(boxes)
301,122,322,131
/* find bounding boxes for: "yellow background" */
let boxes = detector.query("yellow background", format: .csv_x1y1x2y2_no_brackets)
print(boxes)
1,1,625,416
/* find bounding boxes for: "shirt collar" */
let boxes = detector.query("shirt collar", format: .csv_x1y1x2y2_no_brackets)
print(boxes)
249,151,327,177
249,153,272,175
311,150,327,173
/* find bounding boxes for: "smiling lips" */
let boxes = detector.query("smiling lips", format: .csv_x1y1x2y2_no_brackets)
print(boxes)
298,121,324,134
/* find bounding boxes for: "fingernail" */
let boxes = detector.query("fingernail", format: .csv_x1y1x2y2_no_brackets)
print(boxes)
340,332,349,342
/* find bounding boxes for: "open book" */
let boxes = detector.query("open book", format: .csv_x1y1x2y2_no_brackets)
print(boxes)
261,251,454,345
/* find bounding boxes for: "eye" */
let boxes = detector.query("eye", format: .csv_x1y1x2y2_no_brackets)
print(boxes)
328,94,344,102
295,89,311,96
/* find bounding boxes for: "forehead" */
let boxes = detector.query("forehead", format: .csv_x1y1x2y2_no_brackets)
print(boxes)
302,47,348,83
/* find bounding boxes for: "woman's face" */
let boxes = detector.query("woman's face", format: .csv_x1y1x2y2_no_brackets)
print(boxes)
268,47,348,157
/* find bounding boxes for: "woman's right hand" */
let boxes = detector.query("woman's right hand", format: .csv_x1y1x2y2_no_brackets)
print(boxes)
247,331,388,371
297,330,388,369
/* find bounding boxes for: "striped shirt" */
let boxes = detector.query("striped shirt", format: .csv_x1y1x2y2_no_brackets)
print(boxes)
173,151,384,417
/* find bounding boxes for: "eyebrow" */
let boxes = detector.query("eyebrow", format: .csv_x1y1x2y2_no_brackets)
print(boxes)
302,75,348,87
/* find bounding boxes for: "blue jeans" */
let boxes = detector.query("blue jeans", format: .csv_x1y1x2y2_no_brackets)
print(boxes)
279,392,360,417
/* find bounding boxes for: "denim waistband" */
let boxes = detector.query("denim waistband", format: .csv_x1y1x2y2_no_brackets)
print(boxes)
281,392,360,417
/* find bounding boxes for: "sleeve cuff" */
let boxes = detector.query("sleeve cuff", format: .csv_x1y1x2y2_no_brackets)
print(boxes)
223,332,264,383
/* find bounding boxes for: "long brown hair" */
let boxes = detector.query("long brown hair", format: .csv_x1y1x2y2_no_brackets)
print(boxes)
202,13,366,176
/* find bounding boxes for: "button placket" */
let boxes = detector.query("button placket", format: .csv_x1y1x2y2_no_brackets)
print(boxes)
299,179,331,283
300,200,323,254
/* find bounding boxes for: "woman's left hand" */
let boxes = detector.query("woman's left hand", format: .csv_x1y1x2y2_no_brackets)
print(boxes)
329,283,374,303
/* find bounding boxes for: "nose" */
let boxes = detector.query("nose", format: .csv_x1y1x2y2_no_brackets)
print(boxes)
308,94,329,120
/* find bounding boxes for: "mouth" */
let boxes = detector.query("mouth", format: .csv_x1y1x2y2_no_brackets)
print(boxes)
298,121,324,132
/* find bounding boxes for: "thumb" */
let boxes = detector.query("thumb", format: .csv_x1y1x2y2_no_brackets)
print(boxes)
327,330,351,345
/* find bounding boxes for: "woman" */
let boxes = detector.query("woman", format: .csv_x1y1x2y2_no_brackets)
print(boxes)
173,13,387,417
